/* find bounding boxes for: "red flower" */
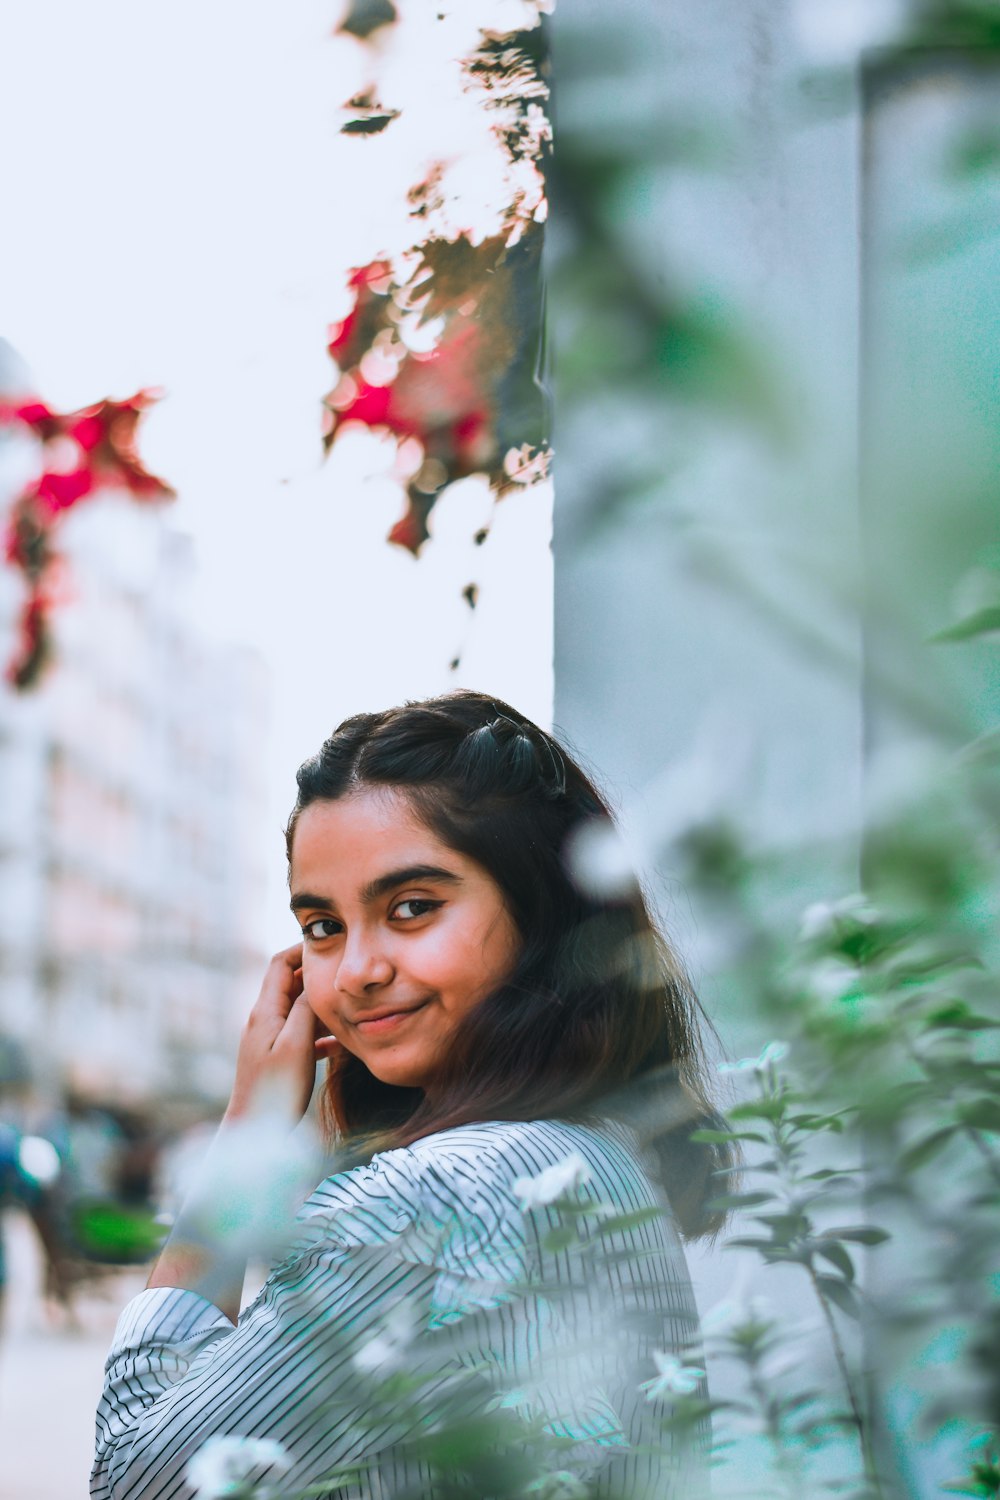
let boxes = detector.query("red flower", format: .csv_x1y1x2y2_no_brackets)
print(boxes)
35,468,94,514
335,380,400,431
67,414,104,452
12,400,59,438
0,386,174,689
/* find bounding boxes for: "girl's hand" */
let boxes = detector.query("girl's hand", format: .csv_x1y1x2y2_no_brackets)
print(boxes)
225,945,320,1125
314,1033,344,1066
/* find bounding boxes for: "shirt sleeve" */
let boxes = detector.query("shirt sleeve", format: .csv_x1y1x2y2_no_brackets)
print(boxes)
91,1144,530,1500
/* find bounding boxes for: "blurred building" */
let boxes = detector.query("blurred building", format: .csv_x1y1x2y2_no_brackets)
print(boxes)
0,356,268,1107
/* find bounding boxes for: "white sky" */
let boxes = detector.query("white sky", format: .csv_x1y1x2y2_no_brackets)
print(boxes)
0,0,553,950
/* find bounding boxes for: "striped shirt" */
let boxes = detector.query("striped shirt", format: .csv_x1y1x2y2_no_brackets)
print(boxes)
93,1118,701,1500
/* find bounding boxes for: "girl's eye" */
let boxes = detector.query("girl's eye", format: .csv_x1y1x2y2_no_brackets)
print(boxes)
391,899,441,922
303,918,343,941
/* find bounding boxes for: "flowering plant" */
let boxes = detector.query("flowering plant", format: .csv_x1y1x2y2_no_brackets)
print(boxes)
0,389,172,687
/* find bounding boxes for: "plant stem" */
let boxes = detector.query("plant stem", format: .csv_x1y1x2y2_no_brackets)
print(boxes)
806,1265,887,1500
744,1358,803,1500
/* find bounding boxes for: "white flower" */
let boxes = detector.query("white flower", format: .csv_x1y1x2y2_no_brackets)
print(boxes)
502,442,552,487
799,900,839,943
799,893,877,944
639,1351,706,1403
702,1294,773,1337
513,1152,592,1209
186,1436,292,1500
718,1040,789,1075
353,1301,417,1376
807,958,861,1005
524,1471,590,1500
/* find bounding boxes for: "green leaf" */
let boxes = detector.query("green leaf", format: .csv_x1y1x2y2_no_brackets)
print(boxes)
596,1207,664,1236
932,606,1000,643
825,1226,890,1247
787,1112,847,1133
814,1241,856,1281
655,1397,721,1433
723,1235,776,1253
542,1226,579,1252
942,1470,1000,1499
552,1199,612,1218
900,1127,956,1172
960,1098,1000,1133
752,1211,810,1235
690,1128,767,1144
813,1274,860,1319
729,1097,792,1123
924,1003,1000,1032
708,1191,776,1211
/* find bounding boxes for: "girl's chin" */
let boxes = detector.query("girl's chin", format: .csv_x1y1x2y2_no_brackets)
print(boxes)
358,1055,430,1091
337,1041,434,1092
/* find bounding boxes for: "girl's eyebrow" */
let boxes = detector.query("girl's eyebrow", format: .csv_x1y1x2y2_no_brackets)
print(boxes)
361,865,462,903
289,891,335,914
290,865,461,914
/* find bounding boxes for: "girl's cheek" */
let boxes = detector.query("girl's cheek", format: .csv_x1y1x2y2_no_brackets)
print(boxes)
300,953,328,1006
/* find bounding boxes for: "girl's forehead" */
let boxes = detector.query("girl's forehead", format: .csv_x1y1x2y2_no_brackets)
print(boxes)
294,788,428,847
290,789,455,879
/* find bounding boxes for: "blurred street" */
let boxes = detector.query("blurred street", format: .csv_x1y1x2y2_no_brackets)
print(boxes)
0,1212,145,1500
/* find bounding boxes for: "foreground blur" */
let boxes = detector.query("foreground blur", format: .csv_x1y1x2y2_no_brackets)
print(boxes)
0,1213,144,1500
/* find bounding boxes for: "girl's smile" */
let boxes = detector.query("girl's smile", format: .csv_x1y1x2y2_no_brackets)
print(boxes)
289,788,521,1092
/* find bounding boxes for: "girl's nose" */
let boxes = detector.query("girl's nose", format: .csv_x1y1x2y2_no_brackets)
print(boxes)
335,932,394,995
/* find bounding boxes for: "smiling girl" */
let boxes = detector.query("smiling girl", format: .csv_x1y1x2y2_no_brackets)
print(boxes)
92,692,730,1500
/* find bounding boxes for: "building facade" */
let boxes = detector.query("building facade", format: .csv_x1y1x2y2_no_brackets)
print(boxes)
0,402,268,1107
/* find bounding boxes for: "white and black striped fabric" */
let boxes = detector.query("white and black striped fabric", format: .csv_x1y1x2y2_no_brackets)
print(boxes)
93,1118,702,1500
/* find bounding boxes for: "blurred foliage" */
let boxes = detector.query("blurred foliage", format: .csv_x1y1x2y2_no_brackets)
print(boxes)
337,0,397,40
547,2,1000,1498
70,1199,165,1264
324,7,551,584
543,22,787,552
901,1,1000,51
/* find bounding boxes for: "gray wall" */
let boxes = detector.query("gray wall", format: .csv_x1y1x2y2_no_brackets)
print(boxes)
553,0,864,983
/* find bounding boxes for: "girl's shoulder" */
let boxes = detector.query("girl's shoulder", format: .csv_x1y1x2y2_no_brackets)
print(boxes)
377,1115,661,1222
393,1116,646,1182
299,1116,658,1241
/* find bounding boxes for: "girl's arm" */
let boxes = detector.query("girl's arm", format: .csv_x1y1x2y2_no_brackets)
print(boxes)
93,1231,444,1500
146,944,326,1323
92,1144,502,1500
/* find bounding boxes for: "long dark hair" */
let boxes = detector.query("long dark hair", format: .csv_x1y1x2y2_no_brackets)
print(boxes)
286,690,733,1238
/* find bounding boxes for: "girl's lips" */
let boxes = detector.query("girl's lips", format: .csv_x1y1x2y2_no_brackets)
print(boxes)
354,1002,428,1035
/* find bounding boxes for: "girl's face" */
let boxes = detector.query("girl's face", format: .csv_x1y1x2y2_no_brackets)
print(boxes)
290,789,521,1093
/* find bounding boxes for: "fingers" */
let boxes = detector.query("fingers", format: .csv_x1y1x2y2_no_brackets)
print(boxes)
229,950,317,1123
277,991,316,1055
250,946,304,1027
